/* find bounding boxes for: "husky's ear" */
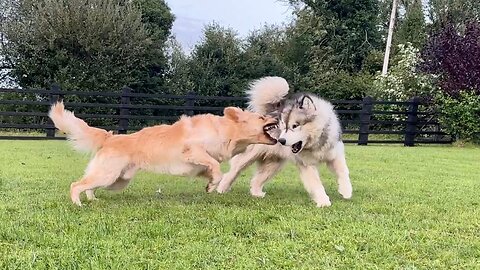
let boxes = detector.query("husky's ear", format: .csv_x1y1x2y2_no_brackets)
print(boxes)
298,95,316,111
224,107,243,122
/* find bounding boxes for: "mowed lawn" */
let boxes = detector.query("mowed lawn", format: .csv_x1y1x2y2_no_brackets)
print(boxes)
0,141,479,269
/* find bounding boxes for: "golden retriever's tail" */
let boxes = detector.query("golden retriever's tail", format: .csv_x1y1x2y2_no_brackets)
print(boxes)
48,101,113,153
246,76,289,114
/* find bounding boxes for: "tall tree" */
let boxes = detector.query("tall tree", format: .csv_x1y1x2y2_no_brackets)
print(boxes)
395,0,427,49
188,24,245,97
1,0,173,92
427,0,480,30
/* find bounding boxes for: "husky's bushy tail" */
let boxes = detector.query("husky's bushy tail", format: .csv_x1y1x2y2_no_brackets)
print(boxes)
246,76,289,114
49,102,113,153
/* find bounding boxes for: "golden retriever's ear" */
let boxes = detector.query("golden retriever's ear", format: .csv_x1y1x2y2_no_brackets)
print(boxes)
224,107,243,122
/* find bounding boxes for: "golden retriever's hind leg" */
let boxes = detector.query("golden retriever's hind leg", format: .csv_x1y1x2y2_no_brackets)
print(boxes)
182,145,222,193
105,166,137,191
70,156,128,206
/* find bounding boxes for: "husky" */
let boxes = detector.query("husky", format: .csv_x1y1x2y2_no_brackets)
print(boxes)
216,77,353,207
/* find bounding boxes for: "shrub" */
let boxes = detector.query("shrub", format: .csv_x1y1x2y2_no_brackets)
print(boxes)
371,43,435,101
436,91,480,143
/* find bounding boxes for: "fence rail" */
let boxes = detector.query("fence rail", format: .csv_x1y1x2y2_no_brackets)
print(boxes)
0,86,454,146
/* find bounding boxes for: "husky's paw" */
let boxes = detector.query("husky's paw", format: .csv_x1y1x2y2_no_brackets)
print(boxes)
338,183,353,199
315,197,332,208
72,199,82,207
86,190,98,201
250,189,266,198
216,183,230,194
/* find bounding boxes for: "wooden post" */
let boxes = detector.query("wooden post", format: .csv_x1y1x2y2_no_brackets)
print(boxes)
184,91,195,116
382,0,398,75
118,86,131,134
358,96,373,145
404,97,420,147
46,84,61,138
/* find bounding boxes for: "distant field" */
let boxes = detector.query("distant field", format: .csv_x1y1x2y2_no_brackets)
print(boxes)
0,141,478,269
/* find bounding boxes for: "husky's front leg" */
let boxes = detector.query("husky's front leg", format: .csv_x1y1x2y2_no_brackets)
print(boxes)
297,164,331,207
327,142,352,199
327,155,352,199
182,145,222,192
249,159,284,198
217,148,259,193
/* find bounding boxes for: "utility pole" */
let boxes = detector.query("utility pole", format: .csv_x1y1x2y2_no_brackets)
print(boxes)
382,0,398,75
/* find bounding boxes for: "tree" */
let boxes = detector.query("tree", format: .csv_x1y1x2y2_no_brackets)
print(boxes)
242,25,294,83
427,0,480,31
188,24,246,97
131,0,174,93
1,0,173,93
420,21,480,96
395,0,427,49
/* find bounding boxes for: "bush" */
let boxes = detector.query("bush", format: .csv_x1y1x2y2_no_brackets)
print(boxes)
371,43,435,101
436,91,480,143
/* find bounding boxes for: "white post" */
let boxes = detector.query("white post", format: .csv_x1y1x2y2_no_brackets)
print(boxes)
382,0,398,76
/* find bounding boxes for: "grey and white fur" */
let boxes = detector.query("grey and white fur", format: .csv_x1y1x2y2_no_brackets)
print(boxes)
216,76,352,207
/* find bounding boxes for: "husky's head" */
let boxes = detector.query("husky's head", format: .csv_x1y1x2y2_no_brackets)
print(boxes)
277,94,317,153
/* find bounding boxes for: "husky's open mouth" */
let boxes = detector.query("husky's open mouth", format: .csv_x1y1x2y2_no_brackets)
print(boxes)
263,122,278,142
292,141,303,153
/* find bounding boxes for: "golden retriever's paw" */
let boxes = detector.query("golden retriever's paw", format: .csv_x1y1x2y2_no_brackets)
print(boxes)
315,198,332,208
338,183,352,199
206,183,217,193
250,189,266,198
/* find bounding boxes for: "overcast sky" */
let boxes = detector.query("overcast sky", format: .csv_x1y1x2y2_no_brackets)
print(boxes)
165,0,293,52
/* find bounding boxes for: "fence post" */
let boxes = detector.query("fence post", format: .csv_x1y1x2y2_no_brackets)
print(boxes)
118,86,131,134
184,91,195,116
46,84,62,138
404,97,420,147
358,96,373,145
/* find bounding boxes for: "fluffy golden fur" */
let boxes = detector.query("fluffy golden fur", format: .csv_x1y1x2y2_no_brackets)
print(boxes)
49,102,278,206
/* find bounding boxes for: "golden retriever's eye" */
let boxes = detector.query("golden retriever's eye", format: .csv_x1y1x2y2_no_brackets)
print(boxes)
292,123,299,129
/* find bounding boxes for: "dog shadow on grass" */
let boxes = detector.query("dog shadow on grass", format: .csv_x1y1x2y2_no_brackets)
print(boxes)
90,183,354,209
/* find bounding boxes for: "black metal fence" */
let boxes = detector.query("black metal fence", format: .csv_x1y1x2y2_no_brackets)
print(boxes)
0,86,454,146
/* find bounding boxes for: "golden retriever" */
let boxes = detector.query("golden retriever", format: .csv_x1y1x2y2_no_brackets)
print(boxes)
49,102,278,206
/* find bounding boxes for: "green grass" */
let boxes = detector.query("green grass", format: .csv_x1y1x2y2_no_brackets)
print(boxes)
0,141,479,269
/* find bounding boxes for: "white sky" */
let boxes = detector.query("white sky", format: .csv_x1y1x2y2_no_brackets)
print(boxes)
165,0,293,52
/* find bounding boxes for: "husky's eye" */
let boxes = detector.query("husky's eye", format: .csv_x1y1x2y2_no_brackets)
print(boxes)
292,123,299,129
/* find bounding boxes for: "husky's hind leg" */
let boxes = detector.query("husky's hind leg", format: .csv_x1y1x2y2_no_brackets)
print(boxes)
249,158,285,198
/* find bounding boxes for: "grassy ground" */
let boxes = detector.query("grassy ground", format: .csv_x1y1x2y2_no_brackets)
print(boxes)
0,141,478,269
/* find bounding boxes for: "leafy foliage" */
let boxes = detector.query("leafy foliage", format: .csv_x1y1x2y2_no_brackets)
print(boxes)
395,0,427,49
2,0,173,93
420,21,480,96
373,43,435,101
436,91,480,142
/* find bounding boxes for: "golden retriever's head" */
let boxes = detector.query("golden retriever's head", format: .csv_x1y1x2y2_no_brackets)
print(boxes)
223,107,278,145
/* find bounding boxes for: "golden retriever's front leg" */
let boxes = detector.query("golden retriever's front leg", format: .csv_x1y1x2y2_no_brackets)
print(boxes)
182,145,222,192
